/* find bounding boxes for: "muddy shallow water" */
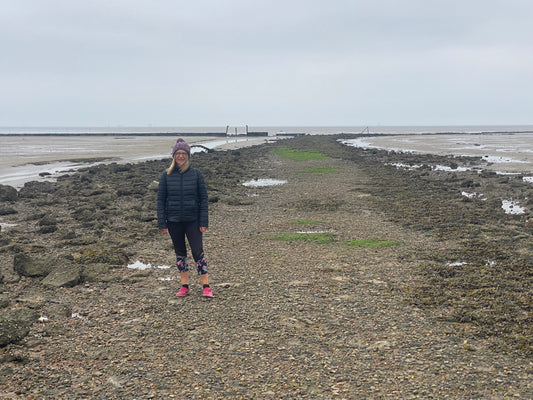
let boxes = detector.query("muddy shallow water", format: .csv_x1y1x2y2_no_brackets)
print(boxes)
0,135,266,188
342,132,533,174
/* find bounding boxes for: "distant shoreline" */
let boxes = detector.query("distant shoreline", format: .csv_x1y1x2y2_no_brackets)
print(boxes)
340,131,533,136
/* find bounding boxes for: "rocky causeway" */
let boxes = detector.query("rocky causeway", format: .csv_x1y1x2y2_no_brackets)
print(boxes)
0,135,531,398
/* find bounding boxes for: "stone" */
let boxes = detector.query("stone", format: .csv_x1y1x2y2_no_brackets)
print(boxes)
18,181,55,199
0,308,39,347
0,294,8,309
41,264,81,288
0,206,17,216
81,263,110,282
38,215,58,226
42,303,72,319
0,185,17,202
13,253,54,278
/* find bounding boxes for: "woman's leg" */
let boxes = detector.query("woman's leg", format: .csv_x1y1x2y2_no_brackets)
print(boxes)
185,223,207,270
185,222,210,286
167,222,190,285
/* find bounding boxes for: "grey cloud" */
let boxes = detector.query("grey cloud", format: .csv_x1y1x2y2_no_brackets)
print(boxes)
1,0,532,126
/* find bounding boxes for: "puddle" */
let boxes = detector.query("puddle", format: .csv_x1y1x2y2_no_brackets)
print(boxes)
243,178,287,187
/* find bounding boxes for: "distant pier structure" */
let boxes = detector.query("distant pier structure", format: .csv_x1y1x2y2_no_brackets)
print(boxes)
245,125,268,137
246,131,269,137
223,125,268,137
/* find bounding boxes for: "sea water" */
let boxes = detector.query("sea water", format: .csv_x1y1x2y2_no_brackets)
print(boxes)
2,124,533,135
341,131,533,174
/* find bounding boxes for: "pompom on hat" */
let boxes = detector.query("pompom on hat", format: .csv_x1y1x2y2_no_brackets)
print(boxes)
171,138,191,156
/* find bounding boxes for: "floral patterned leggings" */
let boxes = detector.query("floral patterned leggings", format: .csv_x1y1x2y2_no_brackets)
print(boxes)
167,221,208,275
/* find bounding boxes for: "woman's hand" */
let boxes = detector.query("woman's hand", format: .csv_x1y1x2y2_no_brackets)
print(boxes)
199,227,207,233
160,228,169,234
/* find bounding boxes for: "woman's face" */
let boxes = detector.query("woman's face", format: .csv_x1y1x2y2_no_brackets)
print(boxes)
174,150,189,167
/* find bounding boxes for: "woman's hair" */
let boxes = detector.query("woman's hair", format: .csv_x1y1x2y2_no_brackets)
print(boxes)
167,155,190,175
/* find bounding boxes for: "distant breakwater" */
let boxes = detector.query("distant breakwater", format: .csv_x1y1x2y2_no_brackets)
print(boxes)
0,131,269,137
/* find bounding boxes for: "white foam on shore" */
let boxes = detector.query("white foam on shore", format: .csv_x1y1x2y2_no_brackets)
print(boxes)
445,261,468,267
461,191,486,200
387,162,471,172
126,260,170,270
243,178,287,187
501,200,526,215
387,163,422,170
481,155,527,164
433,165,470,172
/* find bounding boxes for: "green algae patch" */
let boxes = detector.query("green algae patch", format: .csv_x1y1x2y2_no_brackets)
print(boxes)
272,146,328,161
346,238,403,248
300,166,337,174
273,232,335,244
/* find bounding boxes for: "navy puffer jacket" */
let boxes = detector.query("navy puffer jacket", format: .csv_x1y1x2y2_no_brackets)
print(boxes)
157,167,208,229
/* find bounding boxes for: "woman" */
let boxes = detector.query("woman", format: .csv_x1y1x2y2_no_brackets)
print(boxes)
157,138,213,298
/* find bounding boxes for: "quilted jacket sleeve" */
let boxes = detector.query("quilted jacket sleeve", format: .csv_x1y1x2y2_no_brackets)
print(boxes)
156,171,168,229
197,169,209,228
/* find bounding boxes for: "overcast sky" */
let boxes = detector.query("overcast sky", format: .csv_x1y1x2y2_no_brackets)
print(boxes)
2,0,532,127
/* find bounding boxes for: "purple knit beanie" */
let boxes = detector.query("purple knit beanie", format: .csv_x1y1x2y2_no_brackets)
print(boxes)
172,138,191,156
